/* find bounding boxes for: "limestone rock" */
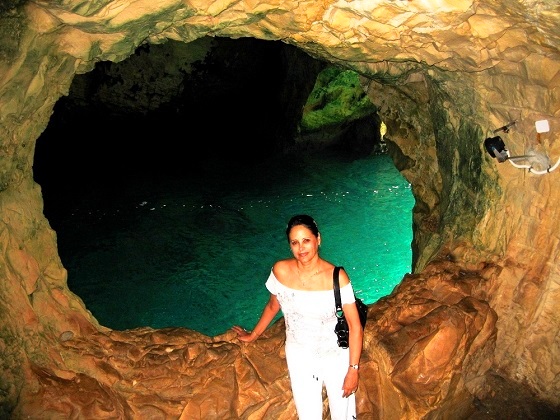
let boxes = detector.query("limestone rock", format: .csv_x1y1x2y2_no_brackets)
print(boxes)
1,0,560,418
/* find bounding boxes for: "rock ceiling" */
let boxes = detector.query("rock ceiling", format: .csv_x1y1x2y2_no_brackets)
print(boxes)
0,0,559,418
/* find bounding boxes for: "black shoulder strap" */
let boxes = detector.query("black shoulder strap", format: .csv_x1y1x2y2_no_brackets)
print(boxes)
333,266,343,313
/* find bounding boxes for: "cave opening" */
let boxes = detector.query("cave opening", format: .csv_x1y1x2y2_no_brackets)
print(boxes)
33,37,414,335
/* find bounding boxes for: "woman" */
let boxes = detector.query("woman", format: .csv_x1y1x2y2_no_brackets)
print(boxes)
232,214,363,420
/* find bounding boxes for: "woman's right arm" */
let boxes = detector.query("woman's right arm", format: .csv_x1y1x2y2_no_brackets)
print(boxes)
232,293,280,342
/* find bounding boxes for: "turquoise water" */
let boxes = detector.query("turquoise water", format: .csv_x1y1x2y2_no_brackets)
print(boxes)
56,152,414,337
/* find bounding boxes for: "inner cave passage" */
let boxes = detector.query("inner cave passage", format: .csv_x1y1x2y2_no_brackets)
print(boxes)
32,37,415,336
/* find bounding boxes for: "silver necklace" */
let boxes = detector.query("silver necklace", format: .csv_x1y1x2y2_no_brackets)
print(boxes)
297,267,319,286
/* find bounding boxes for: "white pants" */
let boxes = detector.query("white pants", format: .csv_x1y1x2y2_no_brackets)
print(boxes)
285,343,357,420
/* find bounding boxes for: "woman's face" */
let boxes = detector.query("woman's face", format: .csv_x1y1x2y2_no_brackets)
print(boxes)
288,225,321,262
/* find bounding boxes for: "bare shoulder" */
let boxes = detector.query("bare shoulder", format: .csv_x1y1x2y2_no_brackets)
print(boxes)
272,259,294,278
337,266,351,287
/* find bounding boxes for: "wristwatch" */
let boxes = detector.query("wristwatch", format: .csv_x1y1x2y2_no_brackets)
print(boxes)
349,364,359,370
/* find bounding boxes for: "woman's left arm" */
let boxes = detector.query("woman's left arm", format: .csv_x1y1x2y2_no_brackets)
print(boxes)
341,301,363,397
338,268,364,398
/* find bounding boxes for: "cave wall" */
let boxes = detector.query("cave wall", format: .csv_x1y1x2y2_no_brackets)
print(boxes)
0,0,559,417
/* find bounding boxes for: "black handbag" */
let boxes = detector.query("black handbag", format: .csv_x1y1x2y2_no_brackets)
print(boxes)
333,266,367,348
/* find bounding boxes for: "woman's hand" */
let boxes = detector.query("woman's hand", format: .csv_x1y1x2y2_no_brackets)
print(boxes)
341,368,359,398
231,294,279,343
231,325,257,342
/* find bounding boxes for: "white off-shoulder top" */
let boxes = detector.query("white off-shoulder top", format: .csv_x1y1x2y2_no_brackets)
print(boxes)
265,269,356,355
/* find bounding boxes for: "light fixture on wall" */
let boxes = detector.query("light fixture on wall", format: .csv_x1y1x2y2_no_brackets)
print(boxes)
484,119,560,175
484,121,531,163
484,135,509,163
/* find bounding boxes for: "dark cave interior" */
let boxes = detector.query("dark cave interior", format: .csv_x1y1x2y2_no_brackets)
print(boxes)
33,37,384,227
34,38,322,186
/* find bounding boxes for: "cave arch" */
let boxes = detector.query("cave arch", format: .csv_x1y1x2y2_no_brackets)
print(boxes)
34,36,401,335
1,1,560,418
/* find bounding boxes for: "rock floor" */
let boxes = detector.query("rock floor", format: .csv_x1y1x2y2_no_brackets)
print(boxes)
467,372,560,420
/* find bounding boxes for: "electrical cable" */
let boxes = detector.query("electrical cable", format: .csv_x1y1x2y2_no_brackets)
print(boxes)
506,150,560,174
